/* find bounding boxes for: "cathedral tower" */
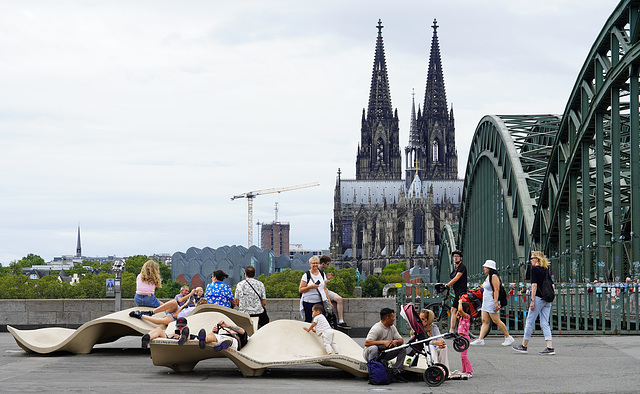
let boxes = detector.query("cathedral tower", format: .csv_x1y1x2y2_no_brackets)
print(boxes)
409,19,458,181
356,20,402,180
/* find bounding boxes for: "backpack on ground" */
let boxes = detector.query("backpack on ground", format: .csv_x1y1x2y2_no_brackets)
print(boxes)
539,269,555,302
367,359,392,385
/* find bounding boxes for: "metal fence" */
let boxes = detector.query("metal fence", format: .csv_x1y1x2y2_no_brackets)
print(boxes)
396,282,640,335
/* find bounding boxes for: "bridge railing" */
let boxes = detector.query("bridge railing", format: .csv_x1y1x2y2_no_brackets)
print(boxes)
397,282,640,335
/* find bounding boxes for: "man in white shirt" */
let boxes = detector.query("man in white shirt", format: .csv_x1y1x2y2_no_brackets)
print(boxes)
234,265,268,328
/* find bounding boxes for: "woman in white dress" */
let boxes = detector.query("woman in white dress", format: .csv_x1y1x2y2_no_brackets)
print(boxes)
470,259,514,346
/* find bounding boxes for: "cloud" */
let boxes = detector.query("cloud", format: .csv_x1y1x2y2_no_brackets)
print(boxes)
0,0,616,264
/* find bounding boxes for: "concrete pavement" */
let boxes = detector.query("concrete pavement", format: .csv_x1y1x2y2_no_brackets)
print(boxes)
1,332,639,393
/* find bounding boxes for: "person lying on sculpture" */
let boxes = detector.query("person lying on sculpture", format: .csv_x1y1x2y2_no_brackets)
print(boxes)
129,295,208,325
141,316,196,349
196,320,248,352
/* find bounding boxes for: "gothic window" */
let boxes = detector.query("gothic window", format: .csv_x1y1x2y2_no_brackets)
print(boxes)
414,211,423,244
432,141,438,162
377,140,384,162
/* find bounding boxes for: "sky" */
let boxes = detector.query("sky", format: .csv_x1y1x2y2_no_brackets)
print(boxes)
0,0,618,265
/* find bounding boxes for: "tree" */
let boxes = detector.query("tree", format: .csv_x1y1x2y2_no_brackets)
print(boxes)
260,270,304,298
324,267,356,298
362,274,385,297
125,255,148,276
381,262,407,277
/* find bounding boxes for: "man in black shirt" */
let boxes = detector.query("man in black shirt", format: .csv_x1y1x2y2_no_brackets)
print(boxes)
445,250,467,332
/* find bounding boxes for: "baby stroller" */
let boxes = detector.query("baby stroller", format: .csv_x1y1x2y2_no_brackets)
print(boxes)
379,302,469,386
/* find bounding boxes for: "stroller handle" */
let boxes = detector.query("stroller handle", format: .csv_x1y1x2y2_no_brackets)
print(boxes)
376,332,467,360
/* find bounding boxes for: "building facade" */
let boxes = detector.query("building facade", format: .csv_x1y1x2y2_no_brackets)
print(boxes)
330,19,463,277
261,222,290,256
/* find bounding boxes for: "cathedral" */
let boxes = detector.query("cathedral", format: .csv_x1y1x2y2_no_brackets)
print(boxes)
330,19,463,277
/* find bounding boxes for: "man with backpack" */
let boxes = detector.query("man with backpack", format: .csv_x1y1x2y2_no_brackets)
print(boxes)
363,308,408,383
444,250,467,332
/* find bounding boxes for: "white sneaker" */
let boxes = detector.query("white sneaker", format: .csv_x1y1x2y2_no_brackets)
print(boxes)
501,336,515,346
470,338,485,346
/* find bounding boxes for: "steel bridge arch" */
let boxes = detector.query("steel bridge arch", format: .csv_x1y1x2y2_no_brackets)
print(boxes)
534,0,640,283
458,115,559,280
455,0,640,284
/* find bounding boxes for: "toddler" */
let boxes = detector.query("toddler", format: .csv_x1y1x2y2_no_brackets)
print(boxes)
457,300,473,377
304,304,339,354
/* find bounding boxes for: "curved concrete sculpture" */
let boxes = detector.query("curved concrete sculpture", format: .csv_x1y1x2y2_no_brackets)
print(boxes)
7,304,254,355
150,317,368,377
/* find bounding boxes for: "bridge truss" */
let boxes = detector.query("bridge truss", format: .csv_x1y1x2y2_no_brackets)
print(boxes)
451,0,640,285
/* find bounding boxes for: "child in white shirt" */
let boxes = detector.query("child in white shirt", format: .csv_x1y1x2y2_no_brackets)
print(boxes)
304,304,339,354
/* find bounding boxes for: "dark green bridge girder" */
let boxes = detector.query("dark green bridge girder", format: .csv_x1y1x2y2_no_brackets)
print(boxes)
441,0,640,284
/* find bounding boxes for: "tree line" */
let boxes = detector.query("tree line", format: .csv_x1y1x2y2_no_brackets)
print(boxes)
0,254,408,299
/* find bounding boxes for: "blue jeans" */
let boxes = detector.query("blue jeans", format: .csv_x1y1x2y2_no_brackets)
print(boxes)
523,296,552,341
134,293,161,308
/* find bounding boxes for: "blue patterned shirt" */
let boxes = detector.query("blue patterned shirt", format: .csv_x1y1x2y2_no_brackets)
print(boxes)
205,281,234,308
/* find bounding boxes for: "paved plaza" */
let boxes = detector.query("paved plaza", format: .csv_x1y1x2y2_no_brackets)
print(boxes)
1,332,639,393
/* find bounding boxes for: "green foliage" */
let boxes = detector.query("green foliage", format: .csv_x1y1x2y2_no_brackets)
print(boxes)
124,255,149,275
381,262,407,276
257,268,357,298
158,264,172,284
260,270,304,298
362,274,385,297
361,272,406,297
324,267,356,298
164,280,183,298
0,274,31,298
6,254,47,275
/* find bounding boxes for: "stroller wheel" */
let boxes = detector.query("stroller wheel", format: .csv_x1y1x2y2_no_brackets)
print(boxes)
423,365,445,386
453,336,470,352
434,363,449,380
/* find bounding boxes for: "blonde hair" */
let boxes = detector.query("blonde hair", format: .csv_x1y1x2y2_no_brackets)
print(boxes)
195,287,203,294
140,260,162,287
419,309,435,337
196,298,208,306
530,251,550,269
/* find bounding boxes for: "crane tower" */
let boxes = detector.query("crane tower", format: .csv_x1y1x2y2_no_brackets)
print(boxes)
231,182,319,248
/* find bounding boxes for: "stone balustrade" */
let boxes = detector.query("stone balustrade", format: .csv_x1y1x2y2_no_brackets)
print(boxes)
0,298,395,335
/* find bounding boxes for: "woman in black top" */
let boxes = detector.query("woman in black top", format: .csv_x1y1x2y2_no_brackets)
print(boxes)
512,251,555,355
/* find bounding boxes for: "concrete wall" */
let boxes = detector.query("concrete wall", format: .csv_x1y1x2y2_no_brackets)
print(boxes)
0,298,395,335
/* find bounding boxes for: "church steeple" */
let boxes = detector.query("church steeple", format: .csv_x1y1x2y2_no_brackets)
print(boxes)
367,20,393,122
76,226,82,258
423,19,448,121
414,19,458,180
356,19,401,180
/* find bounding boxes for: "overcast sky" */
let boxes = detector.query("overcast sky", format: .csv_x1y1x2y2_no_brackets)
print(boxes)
0,0,618,265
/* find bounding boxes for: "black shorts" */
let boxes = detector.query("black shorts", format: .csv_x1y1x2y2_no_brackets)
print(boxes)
452,293,464,307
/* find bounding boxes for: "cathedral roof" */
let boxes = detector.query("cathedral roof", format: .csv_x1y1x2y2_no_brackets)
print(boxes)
340,178,463,205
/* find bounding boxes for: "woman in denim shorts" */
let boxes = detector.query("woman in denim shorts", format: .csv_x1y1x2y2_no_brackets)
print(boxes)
134,260,163,308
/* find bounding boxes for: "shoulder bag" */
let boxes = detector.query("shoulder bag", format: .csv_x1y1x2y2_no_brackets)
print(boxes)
245,279,270,328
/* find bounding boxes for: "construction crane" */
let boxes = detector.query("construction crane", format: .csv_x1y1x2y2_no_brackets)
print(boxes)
231,182,320,248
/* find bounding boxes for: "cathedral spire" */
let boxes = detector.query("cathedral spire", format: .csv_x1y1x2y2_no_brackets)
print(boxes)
367,19,393,122
356,19,401,181
76,226,82,258
409,89,419,147
423,19,448,120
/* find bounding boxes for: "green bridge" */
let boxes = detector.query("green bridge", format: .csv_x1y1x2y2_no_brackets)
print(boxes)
400,0,640,335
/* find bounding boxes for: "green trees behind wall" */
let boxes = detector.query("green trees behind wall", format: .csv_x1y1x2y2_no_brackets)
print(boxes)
1,254,408,299
0,254,182,299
